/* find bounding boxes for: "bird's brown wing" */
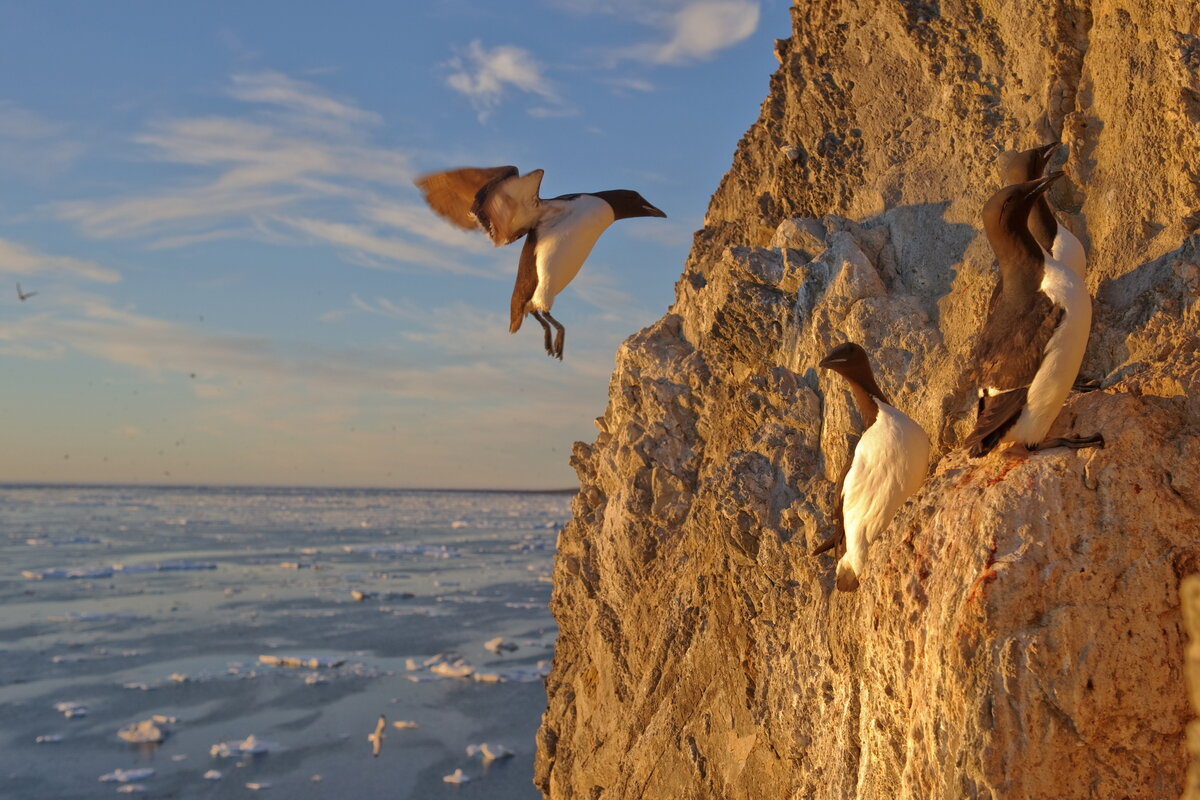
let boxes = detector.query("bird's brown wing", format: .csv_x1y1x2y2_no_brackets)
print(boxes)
413,166,519,231
509,230,538,334
473,169,544,246
965,291,1064,454
812,469,846,556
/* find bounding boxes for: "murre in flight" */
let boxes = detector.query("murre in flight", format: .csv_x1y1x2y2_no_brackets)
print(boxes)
813,342,930,592
965,173,1103,457
16,283,36,301
414,166,666,360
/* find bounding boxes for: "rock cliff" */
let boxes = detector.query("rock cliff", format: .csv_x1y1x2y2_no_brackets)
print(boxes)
536,2,1200,799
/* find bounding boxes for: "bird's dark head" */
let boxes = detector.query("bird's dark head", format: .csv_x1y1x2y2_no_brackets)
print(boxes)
982,171,1062,240
820,342,887,402
593,190,667,221
998,142,1059,185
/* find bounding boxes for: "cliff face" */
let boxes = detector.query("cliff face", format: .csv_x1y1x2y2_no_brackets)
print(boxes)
536,2,1200,799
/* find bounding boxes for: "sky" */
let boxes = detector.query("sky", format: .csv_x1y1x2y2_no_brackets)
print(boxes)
0,0,788,489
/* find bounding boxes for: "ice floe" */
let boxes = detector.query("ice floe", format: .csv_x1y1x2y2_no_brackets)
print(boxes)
209,734,275,758
35,734,63,743
258,654,346,669
392,720,419,729
342,544,460,559
117,716,176,744
54,701,88,718
23,561,216,580
484,637,518,654
116,784,147,793
246,782,271,790
202,770,222,780
467,742,514,762
442,768,470,784
99,768,155,783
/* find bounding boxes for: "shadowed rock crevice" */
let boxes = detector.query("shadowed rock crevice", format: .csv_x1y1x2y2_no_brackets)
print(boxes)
536,2,1200,798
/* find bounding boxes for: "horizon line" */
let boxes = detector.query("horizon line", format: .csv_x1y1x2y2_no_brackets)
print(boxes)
0,480,578,495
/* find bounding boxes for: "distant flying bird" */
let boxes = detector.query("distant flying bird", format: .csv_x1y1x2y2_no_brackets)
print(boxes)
368,714,385,757
965,174,1102,457
813,343,930,592
16,283,36,301
414,166,666,360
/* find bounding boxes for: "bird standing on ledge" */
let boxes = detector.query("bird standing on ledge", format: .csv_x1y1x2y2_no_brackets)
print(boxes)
965,173,1103,457
414,166,665,360
814,342,930,592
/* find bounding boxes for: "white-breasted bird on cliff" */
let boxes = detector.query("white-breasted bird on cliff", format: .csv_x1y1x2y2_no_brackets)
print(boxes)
813,342,930,592
998,142,1098,392
965,174,1103,457
414,166,666,360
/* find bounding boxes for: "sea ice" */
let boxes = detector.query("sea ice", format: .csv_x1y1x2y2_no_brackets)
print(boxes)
117,718,170,744
258,654,346,669
116,784,146,793
35,734,63,743
342,543,460,559
98,768,155,783
392,720,419,729
484,637,518,654
430,660,474,679
54,701,88,718
245,782,271,790
442,769,470,784
25,567,114,580
467,743,515,762
209,734,274,758
202,770,222,781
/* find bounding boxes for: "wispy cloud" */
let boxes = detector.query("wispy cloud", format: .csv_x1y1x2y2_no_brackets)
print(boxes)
0,238,121,283
624,1,760,64
47,70,495,276
445,40,564,120
273,215,495,276
0,101,82,178
229,70,382,129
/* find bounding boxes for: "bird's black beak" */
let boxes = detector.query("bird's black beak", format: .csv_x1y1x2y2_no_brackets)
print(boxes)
1023,170,1064,200
1036,142,1060,160
818,355,845,369
643,203,667,218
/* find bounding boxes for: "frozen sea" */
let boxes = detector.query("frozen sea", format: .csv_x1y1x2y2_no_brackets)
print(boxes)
0,485,570,799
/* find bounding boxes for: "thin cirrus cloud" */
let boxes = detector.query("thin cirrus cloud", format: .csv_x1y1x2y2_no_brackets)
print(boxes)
50,70,487,276
0,101,83,178
0,237,121,283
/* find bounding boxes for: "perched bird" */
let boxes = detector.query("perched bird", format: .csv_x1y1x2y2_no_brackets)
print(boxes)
813,342,930,592
368,714,385,757
414,166,666,359
16,283,36,301
999,143,1097,391
965,174,1103,457
998,143,1085,279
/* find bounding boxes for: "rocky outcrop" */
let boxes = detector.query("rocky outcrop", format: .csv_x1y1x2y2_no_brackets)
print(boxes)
536,2,1200,799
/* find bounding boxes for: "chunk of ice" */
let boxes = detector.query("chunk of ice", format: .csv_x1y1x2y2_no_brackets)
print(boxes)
98,768,155,783
442,769,470,784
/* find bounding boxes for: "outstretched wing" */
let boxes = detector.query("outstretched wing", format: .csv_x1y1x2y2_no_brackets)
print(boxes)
413,166,519,231
509,230,539,334
472,169,544,247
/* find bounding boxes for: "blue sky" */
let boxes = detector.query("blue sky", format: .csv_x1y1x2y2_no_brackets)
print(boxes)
0,0,787,489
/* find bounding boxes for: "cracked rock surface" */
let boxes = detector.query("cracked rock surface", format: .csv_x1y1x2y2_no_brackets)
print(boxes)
536,2,1200,799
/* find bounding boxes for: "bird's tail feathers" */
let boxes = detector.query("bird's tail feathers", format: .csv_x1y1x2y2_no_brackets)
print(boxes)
835,560,860,592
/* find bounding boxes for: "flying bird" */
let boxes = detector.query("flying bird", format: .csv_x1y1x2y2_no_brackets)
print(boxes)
965,174,1103,457
813,342,930,592
16,283,36,301
414,166,666,359
999,142,1097,391
368,714,386,757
